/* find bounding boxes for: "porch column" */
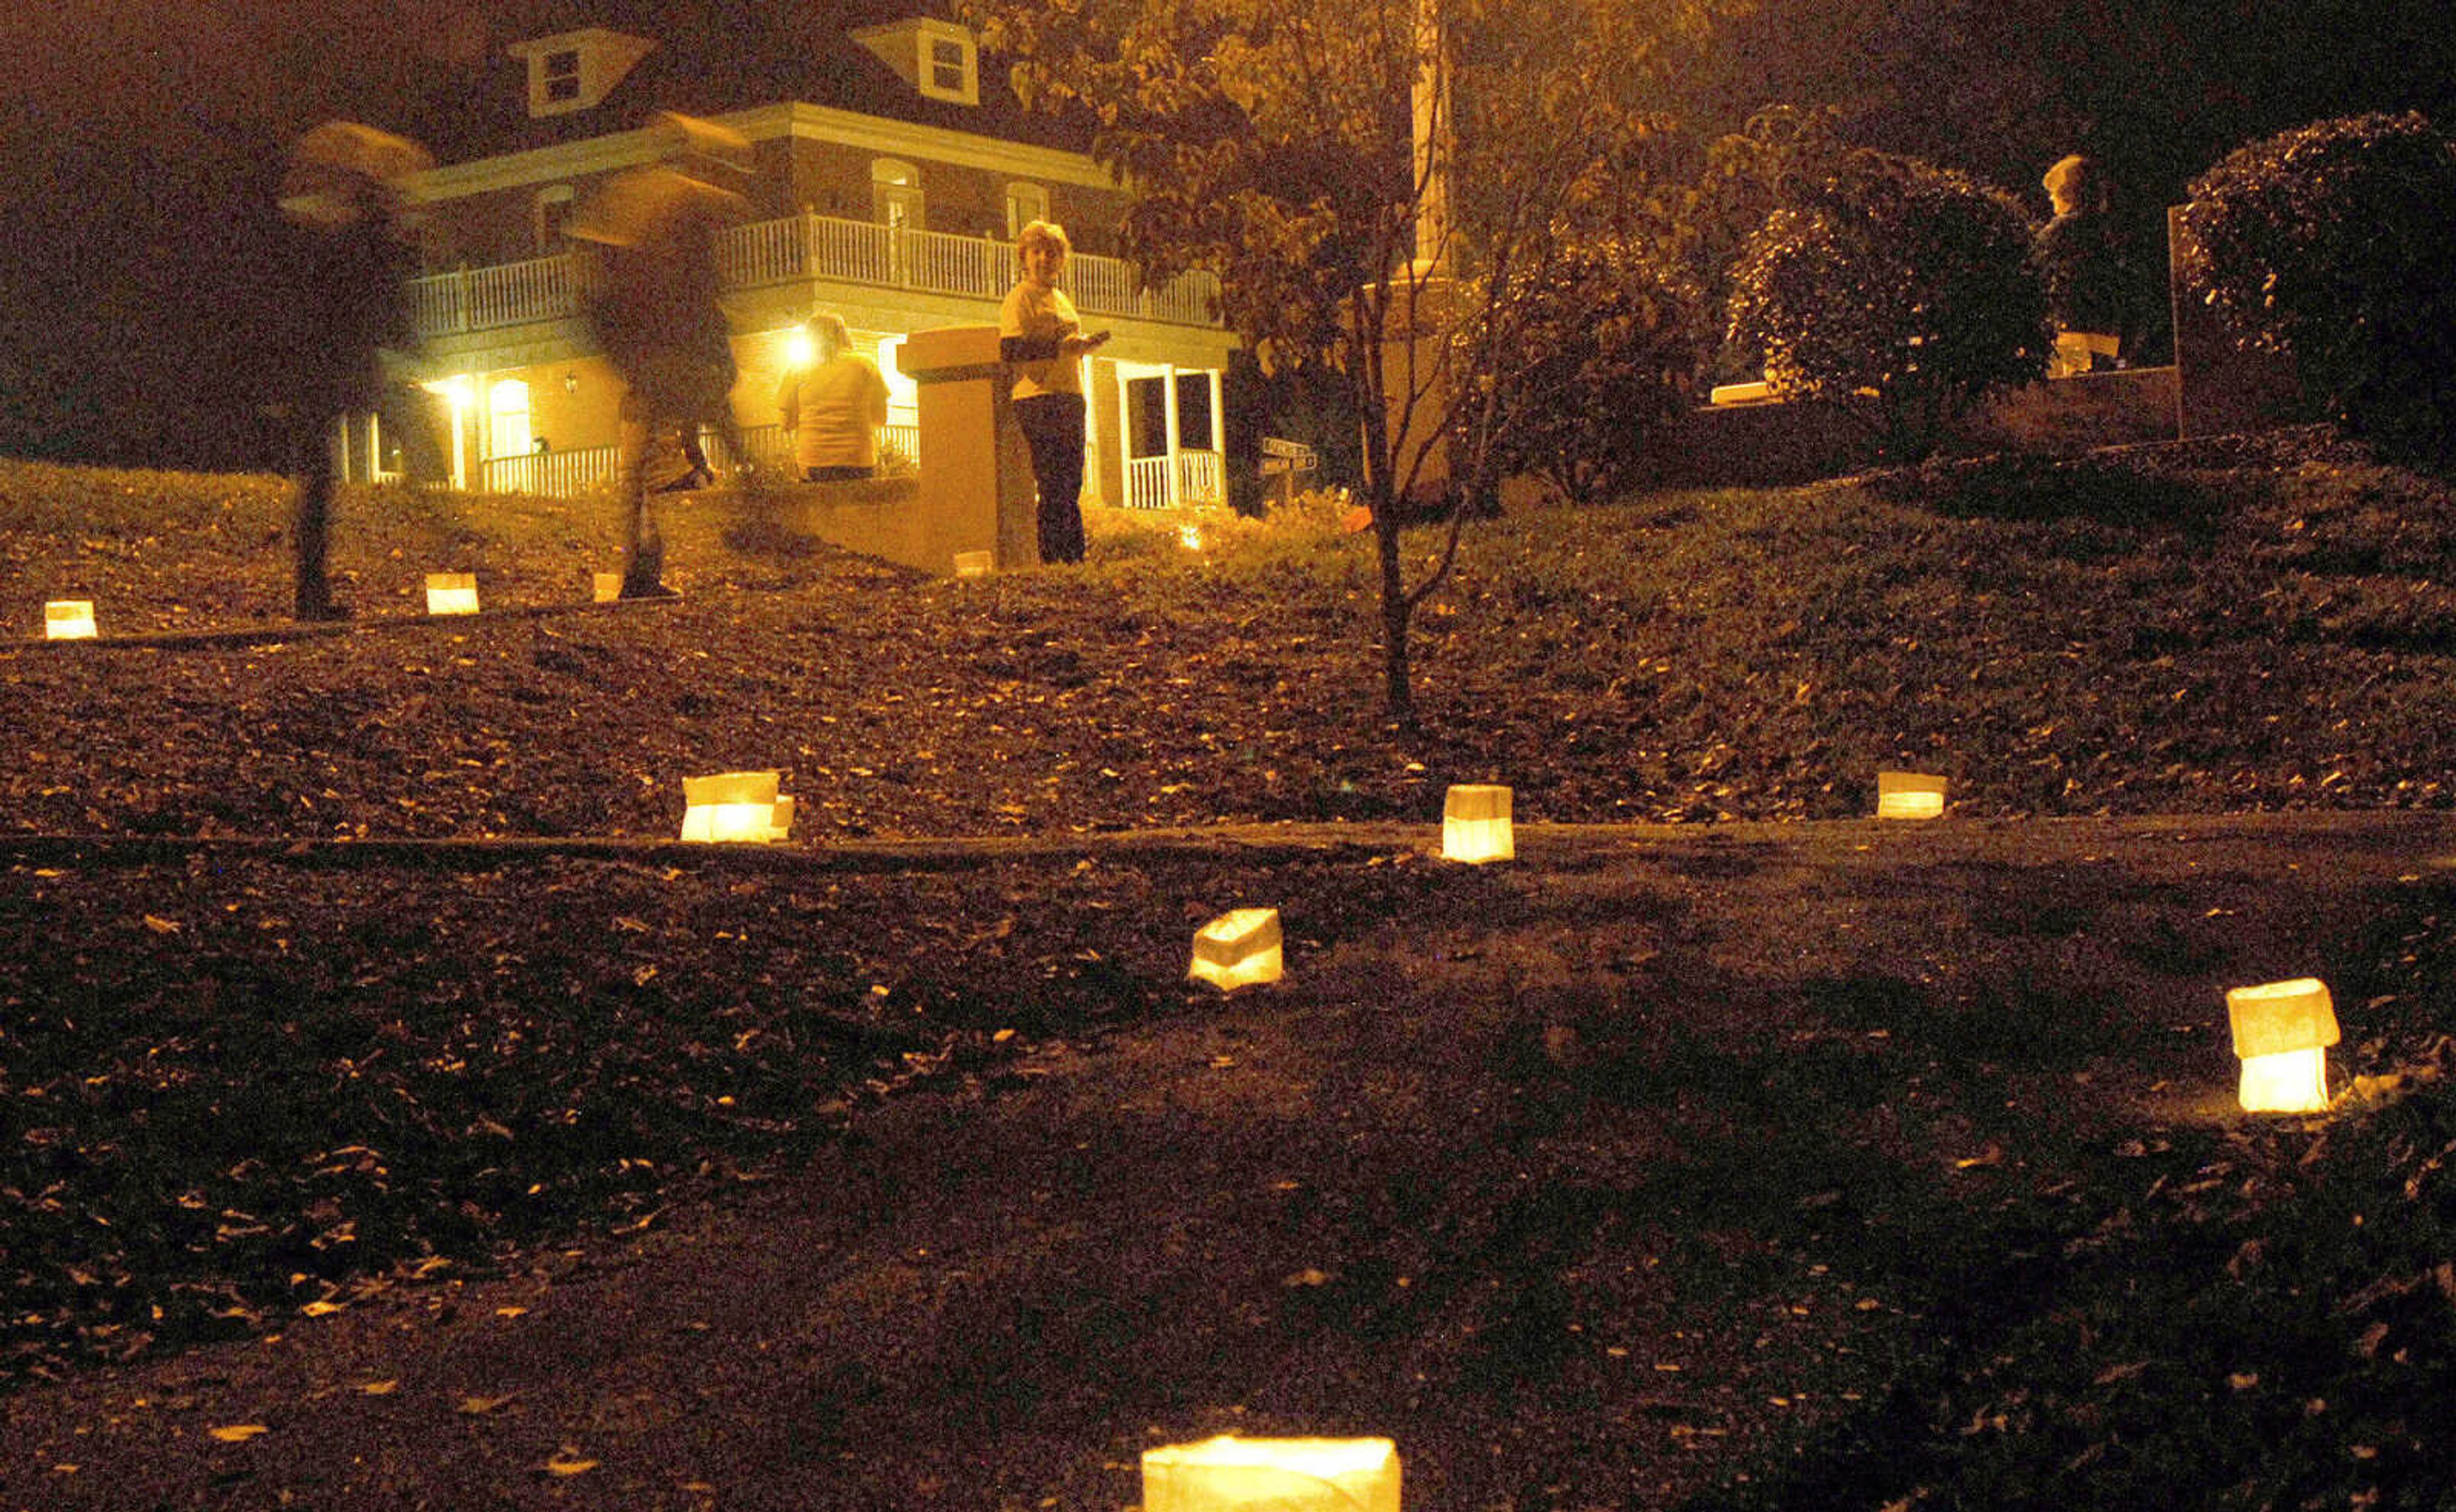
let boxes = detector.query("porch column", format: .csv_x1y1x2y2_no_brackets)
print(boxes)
1161,365,1184,509
897,324,1040,571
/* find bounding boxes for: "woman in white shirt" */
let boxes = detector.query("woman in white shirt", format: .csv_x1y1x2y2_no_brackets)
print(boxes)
998,220,1108,563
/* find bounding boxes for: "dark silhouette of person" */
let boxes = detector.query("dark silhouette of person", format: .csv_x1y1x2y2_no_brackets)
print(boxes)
2034,154,2137,373
277,120,445,620
567,113,753,598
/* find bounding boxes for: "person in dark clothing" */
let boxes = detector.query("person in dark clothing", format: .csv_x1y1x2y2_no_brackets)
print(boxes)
567,113,752,597
998,220,1108,564
277,120,443,620
2033,154,2138,374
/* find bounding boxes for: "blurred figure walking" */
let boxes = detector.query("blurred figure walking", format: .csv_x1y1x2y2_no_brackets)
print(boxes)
278,120,442,620
567,113,752,599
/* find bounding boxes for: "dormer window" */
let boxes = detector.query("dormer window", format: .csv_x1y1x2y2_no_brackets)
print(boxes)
505,28,657,119
543,49,581,104
852,19,979,107
928,38,968,95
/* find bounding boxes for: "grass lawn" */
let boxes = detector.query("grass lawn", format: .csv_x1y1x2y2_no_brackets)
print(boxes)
3,430,2455,1508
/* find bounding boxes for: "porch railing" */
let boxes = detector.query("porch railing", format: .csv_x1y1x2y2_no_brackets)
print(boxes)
479,444,620,498
1124,448,1224,510
411,212,1223,340
475,423,925,500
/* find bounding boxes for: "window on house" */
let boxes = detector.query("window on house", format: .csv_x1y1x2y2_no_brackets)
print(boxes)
533,185,575,255
1005,182,1049,240
871,159,923,230
488,379,533,461
929,38,967,93
544,49,580,102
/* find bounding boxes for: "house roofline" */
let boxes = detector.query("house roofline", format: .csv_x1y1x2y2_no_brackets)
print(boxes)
410,100,1124,202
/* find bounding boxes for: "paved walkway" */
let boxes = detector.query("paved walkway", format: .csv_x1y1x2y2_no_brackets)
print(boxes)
4,811,2450,1511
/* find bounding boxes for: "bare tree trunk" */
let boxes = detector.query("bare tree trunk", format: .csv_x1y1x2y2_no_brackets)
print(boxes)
1375,515,1415,725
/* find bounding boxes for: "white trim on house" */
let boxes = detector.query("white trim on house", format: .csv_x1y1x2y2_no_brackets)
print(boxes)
409,101,1122,205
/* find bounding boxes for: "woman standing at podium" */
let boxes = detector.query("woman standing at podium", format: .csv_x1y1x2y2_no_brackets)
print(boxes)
998,220,1108,564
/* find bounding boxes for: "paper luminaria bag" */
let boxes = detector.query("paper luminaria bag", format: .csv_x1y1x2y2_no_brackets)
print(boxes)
1188,908,1283,990
1142,1435,1401,1512
1441,784,1513,863
679,770,794,843
2226,977,2340,1114
1875,770,1947,819
425,572,480,615
43,601,97,640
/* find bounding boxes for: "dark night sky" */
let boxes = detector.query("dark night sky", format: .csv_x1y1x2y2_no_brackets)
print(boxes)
0,0,2447,473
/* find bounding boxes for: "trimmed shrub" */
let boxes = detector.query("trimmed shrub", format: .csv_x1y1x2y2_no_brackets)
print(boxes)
1470,233,1698,506
2179,112,2456,471
1726,153,2052,462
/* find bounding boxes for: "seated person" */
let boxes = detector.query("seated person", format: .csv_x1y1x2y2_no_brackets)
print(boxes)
778,312,890,481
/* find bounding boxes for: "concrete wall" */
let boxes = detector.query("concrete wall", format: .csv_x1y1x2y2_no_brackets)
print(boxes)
1651,366,2185,487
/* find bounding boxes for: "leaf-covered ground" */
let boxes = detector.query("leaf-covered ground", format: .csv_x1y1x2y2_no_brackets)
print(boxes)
6,436,2456,1508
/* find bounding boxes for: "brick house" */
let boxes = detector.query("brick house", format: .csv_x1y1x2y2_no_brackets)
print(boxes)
367,3,1236,511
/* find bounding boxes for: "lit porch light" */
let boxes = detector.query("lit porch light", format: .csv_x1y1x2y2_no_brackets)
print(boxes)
1442,783,1513,863
2226,977,2339,1114
425,572,479,616
1188,908,1283,990
953,550,993,578
43,600,97,640
679,770,794,843
783,325,816,370
1179,522,1204,551
1875,770,1946,820
1142,1435,1401,1512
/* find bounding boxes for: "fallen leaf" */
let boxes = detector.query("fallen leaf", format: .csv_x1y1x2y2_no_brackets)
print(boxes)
457,1394,517,1415
301,1300,346,1316
359,1380,398,1396
544,1452,599,1476
208,1424,271,1442
143,915,182,935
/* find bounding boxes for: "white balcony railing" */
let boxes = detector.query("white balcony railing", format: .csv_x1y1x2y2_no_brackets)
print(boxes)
411,212,1223,340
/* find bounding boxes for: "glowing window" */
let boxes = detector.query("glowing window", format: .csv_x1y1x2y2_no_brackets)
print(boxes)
488,379,533,460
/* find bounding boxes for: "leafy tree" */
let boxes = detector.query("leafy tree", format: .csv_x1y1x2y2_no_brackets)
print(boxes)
2179,111,2456,471
958,0,1724,723
1726,152,2051,462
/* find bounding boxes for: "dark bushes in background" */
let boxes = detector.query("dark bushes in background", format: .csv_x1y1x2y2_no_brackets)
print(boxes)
1726,152,2053,462
2180,111,2456,472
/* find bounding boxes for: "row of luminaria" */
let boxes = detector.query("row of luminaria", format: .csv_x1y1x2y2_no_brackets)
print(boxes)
36,627,2356,1121
38,576,627,638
